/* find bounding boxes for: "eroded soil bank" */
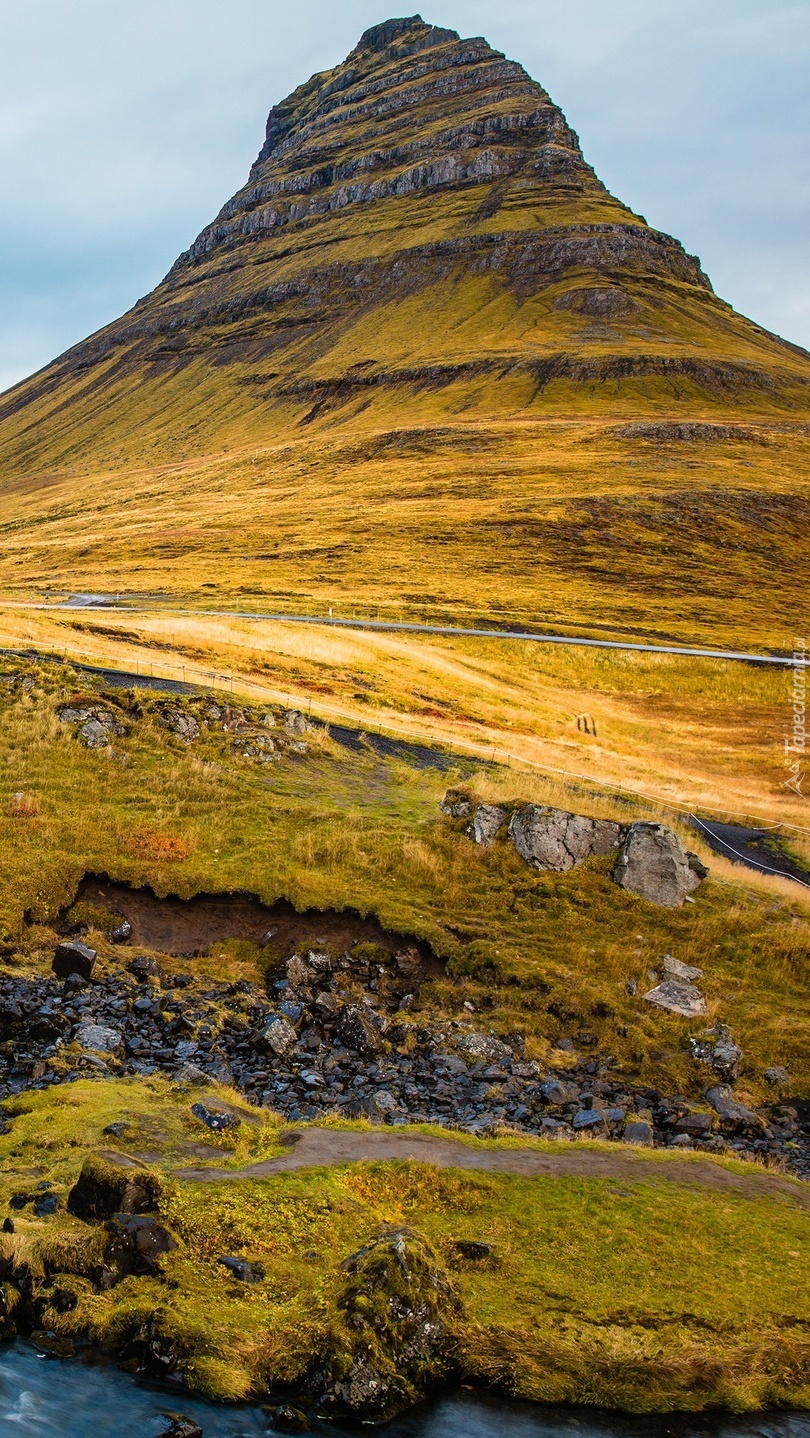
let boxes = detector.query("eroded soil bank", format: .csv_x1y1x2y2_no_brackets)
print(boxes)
69,874,440,967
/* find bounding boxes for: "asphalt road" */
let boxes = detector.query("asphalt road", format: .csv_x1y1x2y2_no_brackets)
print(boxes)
52,599,797,667
41,592,799,664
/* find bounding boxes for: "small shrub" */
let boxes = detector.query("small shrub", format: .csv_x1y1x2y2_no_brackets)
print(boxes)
8,793,39,819
122,827,194,862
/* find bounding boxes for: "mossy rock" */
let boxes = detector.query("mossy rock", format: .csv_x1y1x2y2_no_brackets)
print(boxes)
315,1225,459,1422
67,1153,162,1222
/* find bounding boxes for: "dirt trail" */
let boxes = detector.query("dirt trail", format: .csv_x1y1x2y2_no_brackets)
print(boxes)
172,1127,810,1207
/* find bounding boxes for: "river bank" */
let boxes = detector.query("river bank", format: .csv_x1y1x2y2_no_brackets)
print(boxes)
2,1343,810,1438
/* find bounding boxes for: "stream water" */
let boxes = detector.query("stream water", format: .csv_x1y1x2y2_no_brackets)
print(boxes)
0,1345,808,1438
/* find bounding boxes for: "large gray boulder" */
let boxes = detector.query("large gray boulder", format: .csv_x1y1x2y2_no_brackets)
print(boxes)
75,1023,124,1056
508,805,623,872
613,823,705,907
469,804,507,846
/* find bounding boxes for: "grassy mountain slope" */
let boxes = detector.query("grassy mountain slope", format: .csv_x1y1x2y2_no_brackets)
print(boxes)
0,14,808,645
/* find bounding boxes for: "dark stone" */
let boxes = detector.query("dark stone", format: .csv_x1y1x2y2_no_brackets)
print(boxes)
50,1286,78,1314
217,1254,265,1283
673,1112,713,1136
317,1227,458,1422
270,1406,310,1435
33,1192,59,1217
337,1005,384,1056
52,941,97,981
31,1330,76,1359
103,1122,132,1138
103,1214,177,1279
452,1240,492,1260
154,1417,203,1438
128,955,162,981
573,1108,608,1131
67,1154,162,1221
622,1120,654,1146
2,1217,14,1233
191,1101,241,1132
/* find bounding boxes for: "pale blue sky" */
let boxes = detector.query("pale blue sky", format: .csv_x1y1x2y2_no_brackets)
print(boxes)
1,0,808,392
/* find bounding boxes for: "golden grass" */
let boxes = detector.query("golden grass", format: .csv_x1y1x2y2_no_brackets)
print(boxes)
1,601,805,831
1,658,809,1101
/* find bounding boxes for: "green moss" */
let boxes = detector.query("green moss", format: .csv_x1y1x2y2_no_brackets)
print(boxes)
1,1080,807,1412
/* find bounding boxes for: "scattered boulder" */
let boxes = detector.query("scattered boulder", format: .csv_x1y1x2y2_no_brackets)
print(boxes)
361,1089,399,1121
103,1122,131,1138
67,1154,161,1221
270,1406,309,1435
468,804,507,846
75,1023,124,1057
337,1005,384,1056
103,1214,177,1279
572,1108,609,1132
128,954,162,982
31,1331,75,1358
454,1030,512,1065
52,940,96,981
672,1112,713,1137
58,707,94,724
706,1085,764,1133
284,709,310,736
316,1227,459,1423
173,1063,209,1087
764,1066,790,1087
155,1419,203,1438
623,1119,654,1147
451,1240,493,1261
110,920,132,943
690,1025,743,1080
663,954,703,982
222,706,249,732
33,1192,59,1217
261,1015,298,1057
191,1102,241,1133
614,823,705,907
80,719,110,749
540,1079,580,1106
439,789,471,819
217,1255,265,1283
508,805,623,872
286,954,316,991
643,980,708,1018
161,710,200,743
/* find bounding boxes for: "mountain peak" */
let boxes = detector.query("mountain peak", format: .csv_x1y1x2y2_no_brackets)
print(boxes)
354,15,458,54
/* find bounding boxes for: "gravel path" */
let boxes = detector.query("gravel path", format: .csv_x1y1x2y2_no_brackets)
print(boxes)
172,1126,810,1207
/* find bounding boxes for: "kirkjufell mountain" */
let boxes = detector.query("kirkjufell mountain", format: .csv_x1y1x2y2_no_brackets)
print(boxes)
0,15,807,644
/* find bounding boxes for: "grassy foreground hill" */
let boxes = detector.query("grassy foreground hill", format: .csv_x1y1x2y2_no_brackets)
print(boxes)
0,656,809,1417
0,15,808,649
